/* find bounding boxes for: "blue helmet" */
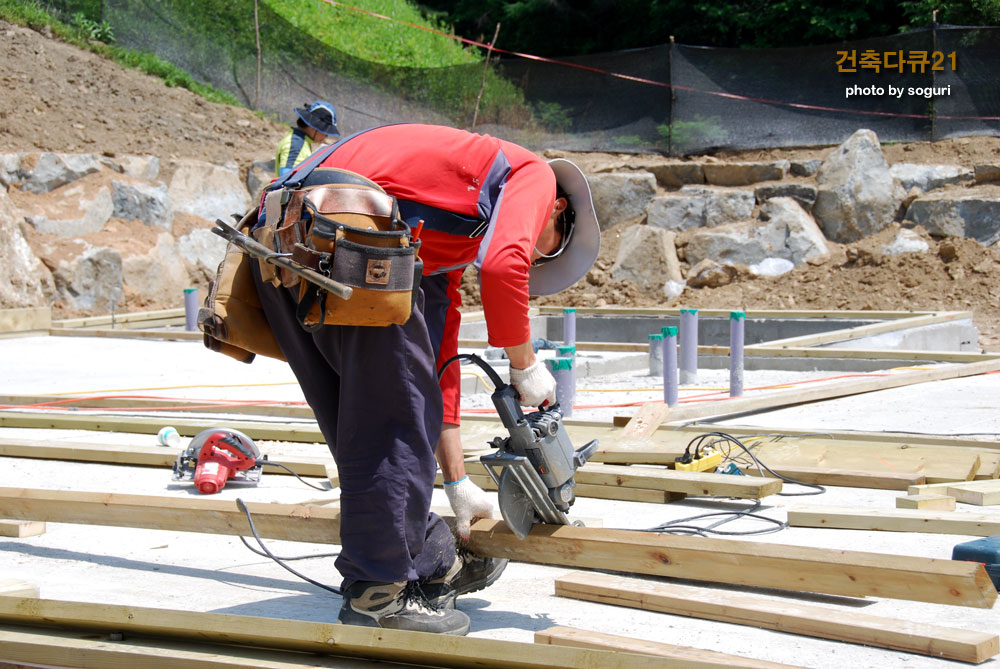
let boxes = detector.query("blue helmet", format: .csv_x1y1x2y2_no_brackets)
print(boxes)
295,100,339,136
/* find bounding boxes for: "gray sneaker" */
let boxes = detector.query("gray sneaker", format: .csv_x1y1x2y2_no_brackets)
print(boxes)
420,548,509,609
338,580,471,635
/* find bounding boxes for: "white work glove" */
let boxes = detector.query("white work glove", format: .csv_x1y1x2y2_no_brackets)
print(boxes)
444,476,495,540
508,359,557,408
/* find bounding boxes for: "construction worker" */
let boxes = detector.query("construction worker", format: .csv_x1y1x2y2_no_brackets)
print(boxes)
251,124,600,635
274,101,339,177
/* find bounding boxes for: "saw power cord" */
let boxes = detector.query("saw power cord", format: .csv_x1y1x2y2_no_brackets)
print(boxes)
631,498,787,537
260,460,328,491
236,498,342,596
683,431,826,496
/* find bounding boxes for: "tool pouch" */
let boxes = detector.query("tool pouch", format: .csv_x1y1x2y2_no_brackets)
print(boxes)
258,168,422,330
198,209,285,363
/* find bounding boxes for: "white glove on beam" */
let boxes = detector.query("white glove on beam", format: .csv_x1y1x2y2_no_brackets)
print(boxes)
508,360,557,407
444,476,495,540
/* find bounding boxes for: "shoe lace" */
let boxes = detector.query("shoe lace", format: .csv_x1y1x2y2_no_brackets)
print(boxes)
403,581,442,614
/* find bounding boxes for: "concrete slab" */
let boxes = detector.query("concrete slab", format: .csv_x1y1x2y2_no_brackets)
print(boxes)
0,333,997,668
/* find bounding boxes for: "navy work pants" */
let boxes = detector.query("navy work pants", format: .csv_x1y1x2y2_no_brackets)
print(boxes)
252,264,455,589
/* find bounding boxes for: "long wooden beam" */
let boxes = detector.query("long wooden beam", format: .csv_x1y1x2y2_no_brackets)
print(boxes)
0,437,332,477
534,626,800,668
621,357,1000,433
0,487,342,543
0,596,660,669
0,626,380,669
465,520,996,608
1,488,994,608
786,505,1000,536
553,572,999,664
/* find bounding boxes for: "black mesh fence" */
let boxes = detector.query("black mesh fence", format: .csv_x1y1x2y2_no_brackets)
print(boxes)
42,0,1000,155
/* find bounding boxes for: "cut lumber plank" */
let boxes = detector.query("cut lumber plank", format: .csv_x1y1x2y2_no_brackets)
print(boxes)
1,488,994,607
0,520,45,538
574,462,782,498
0,487,342,544
534,626,799,668
49,327,201,341
744,465,924,490
462,459,779,499
947,480,1000,506
0,438,331,477
434,472,684,504
554,571,999,664
0,307,51,333
0,394,314,419
909,479,1000,496
621,401,672,437
896,494,956,511
466,519,996,608
52,307,184,328
787,505,1000,536
0,581,38,597
0,625,382,669
0,596,662,669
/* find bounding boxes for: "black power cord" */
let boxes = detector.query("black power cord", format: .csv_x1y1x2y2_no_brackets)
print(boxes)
260,460,328,491
236,498,342,596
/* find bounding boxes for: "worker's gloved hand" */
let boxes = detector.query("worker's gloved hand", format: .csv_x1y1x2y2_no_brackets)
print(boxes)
444,476,495,540
508,359,557,407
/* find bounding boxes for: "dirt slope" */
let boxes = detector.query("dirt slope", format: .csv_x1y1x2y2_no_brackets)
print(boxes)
3,20,999,350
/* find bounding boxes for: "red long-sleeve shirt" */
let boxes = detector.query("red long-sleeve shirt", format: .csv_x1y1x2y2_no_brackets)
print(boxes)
314,124,556,422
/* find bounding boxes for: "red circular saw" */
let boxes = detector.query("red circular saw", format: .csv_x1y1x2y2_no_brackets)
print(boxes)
171,428,264,494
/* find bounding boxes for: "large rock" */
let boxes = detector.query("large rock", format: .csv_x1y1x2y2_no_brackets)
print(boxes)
647,185,754,231
587,172,656,229
111,179,173,230
0,153,23,187
702,160,788,186
889,163,972,192
904,190,1000,245
18,153,102,194
0,189,54,307
248,159,275,199
122,233,190,305
623,157,705,188
685,197,828,267
609,224,683,292
51,246,124,311
883,228,930,255
24,183,113,237
813,129,905,243
755,183,818,211
168,159,251,223
177,227,227,276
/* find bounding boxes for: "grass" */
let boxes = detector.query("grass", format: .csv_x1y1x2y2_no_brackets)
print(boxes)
0,0,241,106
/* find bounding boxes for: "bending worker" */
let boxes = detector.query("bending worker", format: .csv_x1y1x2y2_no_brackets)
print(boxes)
274,100,339,177
252,123,600,635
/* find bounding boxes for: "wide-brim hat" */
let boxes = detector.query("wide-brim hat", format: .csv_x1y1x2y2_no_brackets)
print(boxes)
528,159,601,296
294,101,340,137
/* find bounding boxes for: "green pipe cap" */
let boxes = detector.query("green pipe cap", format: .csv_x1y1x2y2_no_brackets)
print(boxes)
730,311,746,320
546,357,574,371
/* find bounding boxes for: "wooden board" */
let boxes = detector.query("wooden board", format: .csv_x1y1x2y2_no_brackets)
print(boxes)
0,520,45,538
0,438,332,478
947,480,1000,506
0,307,51,333
0,487,993,608
896,494,956,511
462,459,780,499
466,519,996,608
434,472,684,504
534,626,799,668
742,465,924,490
0,625,383,669
553,572,999,664
786,505,1000,536
909,479,1000,496
621,402,673,437
0,596,662,669
0,487,342,544
617,357,1000,428
0,581,38,598
572,462,782,498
